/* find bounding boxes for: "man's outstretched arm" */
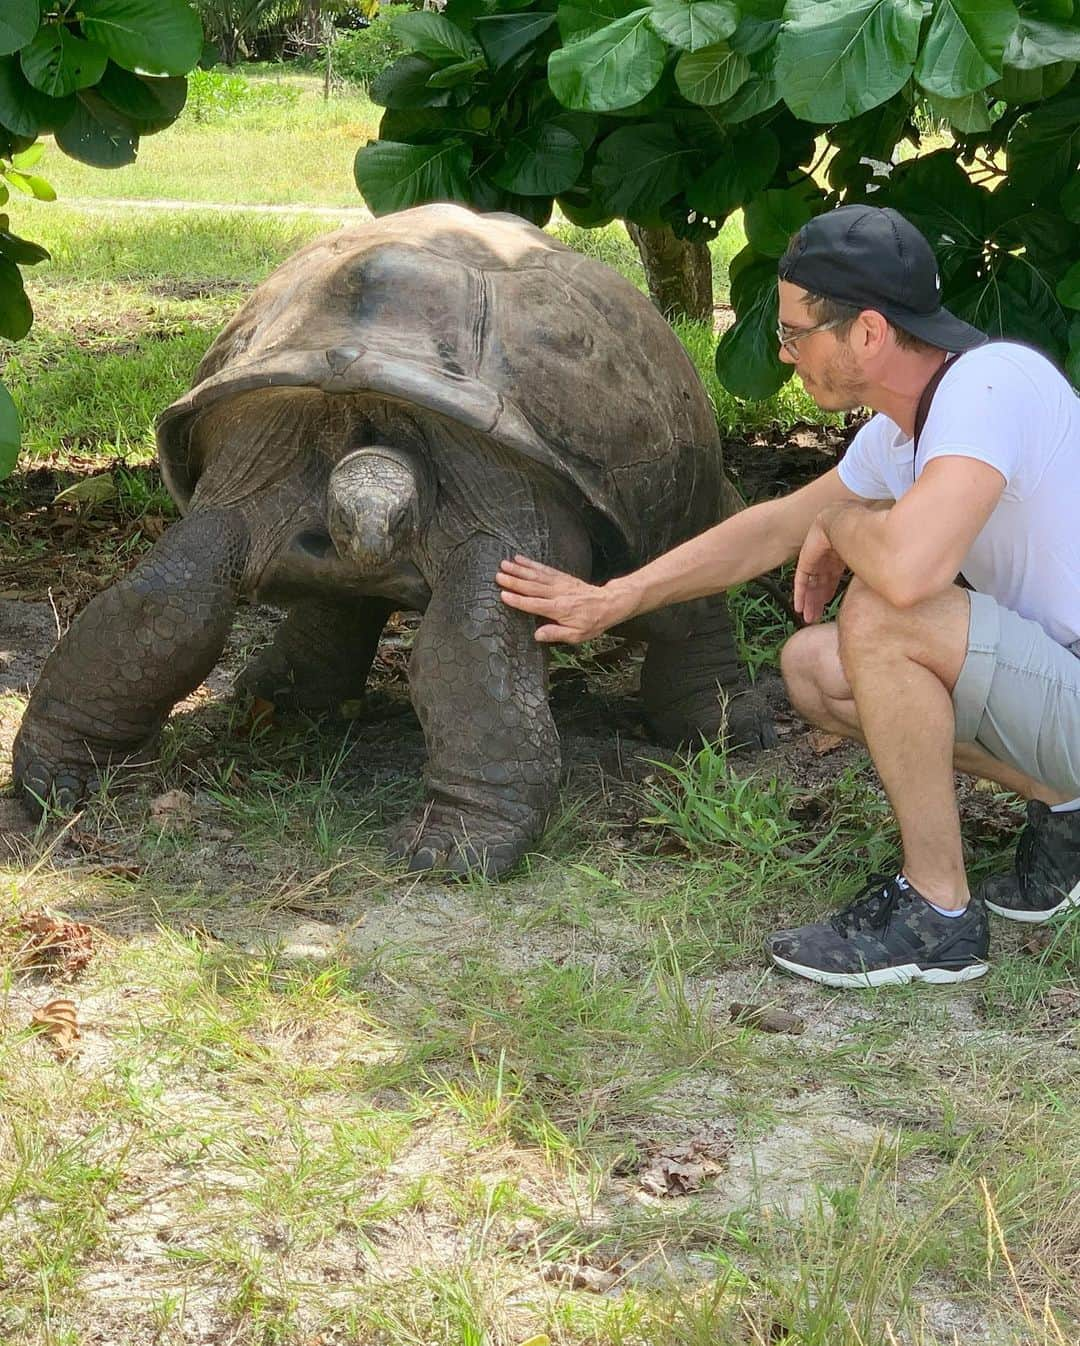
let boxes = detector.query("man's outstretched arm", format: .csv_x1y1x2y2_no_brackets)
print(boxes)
497,467,868,643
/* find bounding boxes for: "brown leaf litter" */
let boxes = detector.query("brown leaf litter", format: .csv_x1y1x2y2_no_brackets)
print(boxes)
638,1122,734,1197
16,909,98,978
30,997,81,1056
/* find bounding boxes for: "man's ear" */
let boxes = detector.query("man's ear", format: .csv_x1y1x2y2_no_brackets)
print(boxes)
856,309,890,351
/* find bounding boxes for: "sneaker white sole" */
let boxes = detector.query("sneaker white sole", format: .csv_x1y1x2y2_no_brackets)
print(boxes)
985,887,1080,925
769,952,989,989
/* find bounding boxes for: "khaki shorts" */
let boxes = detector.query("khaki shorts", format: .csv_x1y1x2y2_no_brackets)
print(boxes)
953,591,1080,797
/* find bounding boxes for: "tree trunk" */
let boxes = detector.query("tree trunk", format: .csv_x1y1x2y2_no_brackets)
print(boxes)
626,223,713,323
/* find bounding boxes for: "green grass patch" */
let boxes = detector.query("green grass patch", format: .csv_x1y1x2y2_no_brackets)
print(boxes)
31,70,380,208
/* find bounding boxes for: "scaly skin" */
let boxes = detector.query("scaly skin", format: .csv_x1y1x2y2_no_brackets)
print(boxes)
236,596,395,713
639,594,777,751
389,532,563,878
13,509,249,814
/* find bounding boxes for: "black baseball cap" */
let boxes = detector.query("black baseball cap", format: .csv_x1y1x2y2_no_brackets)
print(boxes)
778,205,986,353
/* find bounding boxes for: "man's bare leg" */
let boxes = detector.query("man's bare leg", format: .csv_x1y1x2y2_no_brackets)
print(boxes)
780,582,1071,911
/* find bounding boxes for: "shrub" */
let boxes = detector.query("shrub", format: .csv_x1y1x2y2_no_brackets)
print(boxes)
184,68,301,124
325,6,415,88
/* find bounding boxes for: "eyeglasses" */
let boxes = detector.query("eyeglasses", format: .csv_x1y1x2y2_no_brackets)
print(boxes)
776,316,847,358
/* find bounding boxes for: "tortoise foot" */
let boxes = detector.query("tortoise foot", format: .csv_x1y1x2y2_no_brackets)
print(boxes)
725,689,778,753
15,754,99,819
387,798,539,879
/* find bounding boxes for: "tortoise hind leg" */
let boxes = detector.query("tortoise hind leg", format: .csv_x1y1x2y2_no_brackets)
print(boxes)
639,594,776,750
237,596,394,714
13,508,249,814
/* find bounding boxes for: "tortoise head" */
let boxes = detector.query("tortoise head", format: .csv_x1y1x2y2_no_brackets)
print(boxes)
327,445,432,572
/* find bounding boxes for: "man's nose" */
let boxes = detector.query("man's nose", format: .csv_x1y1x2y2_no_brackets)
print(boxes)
778,343,796,366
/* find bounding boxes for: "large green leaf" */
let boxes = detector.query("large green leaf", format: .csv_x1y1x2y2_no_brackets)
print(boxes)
0,221,49,267
390,11,482,62
915,0,1018,99
1062,173,1080,222
1006,96,1080,195
557,0,642,43
0,381,18,480
686,126,779,216
1058,258,1080,308
715,269,791,400
490,122,584,193
21,26,108,98
0,256,32,340
371,55,454,109
0,0,38,58
925,91,994,132
592,122,698,215
549,10,667,111
54,91,139,166
743,182,822,257
1004,15,1080,68
354,138,472,213
0,55,74,136
951,254,1068,357
775,0,924,122
674,43,750,104
97,64,187,129
647,0,739,52
80,0,203,77
427,57,487,87
992,58,1076,100
474,12,557,68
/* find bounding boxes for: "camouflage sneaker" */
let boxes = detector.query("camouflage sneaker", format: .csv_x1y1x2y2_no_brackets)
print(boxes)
979,801,1080,924
766,874,989,989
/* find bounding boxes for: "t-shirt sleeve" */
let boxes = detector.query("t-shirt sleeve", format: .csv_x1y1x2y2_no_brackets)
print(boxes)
837,415,895,500
917,351,1032,490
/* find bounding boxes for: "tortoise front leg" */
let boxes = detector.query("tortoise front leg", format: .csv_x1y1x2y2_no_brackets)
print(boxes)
390,533,560,878
13,508,249,813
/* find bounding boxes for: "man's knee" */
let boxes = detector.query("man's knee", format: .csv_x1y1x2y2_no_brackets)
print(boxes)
780,624,842,717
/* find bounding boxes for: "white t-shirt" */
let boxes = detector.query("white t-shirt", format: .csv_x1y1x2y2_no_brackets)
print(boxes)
837,341,1080,647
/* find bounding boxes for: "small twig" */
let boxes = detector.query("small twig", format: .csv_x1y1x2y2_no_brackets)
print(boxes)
46,586,62,642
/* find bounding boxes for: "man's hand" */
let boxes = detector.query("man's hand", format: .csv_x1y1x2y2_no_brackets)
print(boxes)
793,517,847,624
497,556,634,643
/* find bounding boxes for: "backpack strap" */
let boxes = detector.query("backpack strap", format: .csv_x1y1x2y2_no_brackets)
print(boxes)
913,355,955,461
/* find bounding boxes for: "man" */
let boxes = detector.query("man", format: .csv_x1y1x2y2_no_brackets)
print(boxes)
497,204,1080,990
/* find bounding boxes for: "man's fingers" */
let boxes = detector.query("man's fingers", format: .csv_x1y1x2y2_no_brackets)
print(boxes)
498,588,557,617
535,623,579,644
495,571,557,599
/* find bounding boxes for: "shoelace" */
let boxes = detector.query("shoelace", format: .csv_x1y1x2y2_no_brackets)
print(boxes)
829,873,903,937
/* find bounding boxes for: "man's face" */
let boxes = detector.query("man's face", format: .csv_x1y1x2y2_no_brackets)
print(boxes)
776,280,869,411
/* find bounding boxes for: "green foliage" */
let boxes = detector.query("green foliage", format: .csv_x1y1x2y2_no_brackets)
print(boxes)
184,67,301,123
0,0,205,478
323,6,415,87
354,0,1080,402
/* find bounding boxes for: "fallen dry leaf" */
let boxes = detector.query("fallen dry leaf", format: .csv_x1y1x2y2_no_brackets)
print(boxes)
149,789,195,823
540,1262,619,1294
1022,930,1054,957
638,1122,733,1197
31,998,81,1056
805,730,844,756
730,1002,805,1035
17,910,97,978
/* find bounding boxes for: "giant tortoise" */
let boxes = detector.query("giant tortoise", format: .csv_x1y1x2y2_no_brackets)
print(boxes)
14,203,771,875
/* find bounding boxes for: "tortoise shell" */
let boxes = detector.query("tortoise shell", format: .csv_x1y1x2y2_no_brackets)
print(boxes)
156,203,725,565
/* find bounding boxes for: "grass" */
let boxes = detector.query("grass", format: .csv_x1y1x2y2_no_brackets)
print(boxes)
0,64,1077,1346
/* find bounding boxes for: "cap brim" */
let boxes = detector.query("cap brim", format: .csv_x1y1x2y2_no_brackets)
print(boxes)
879,303,987,353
